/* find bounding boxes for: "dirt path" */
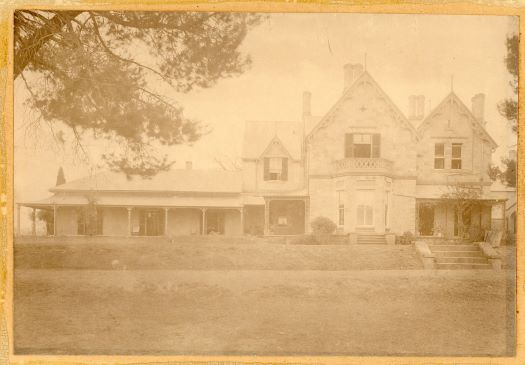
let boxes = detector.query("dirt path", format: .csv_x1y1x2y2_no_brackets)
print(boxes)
14,269,515,356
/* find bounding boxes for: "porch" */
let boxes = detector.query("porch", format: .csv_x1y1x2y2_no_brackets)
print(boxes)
415,198,503,239
16,204,246,237
16,194,308,237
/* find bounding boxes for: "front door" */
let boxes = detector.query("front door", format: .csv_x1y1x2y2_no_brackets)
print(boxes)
419,204,434,236
356,190,374,228
141,210,161,236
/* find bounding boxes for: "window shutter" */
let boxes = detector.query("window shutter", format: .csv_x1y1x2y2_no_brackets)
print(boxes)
372,134,381,158
281,158,288,181
345,134,354,158
263,158,270,180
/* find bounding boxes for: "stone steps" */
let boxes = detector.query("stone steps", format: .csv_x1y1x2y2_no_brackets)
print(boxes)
433,250,485,258
429,243,492,270
434,257,489,264
430,244,480,251
435,262,492,270
357,234,386,245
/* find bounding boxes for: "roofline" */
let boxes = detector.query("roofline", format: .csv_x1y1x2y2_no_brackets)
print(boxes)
306,71,419,142
48,188,242,195
417,92,498,149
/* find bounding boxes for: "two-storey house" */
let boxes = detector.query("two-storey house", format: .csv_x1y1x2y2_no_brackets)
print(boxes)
18,63,506,241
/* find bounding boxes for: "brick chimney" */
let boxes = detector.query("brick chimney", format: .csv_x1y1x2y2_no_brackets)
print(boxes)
185,161,192,170
471,93,485,124
344,63,364,92
302,91,311,117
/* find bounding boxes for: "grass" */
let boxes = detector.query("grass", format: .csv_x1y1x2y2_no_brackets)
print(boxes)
14,269,515,356
13,238,516,356
15,239,422,270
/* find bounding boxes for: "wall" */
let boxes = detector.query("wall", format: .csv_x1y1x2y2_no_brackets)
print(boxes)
416,95,493,186
390,179,417,235
102,207,128,236
307,76,418,178
55,206,78,235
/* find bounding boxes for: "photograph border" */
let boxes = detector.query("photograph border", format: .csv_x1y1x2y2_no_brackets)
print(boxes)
1,1,524,364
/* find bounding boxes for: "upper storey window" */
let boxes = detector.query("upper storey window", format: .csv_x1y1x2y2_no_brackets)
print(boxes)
264,157,288,181
451,143,462,169
345,133,381,158
434,143,445,169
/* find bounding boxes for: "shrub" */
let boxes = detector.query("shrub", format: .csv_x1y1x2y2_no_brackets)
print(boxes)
310,216,337,235
310,216,337,244
396,231,415,245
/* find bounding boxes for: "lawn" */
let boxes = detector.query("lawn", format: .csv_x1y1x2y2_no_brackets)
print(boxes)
13,238,516,356
14,238,422,270
14,269,515,356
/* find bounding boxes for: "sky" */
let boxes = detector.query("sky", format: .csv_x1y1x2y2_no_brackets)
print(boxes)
14,12,518,210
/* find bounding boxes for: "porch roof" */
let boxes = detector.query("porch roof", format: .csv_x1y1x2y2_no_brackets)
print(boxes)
415,185,505,201
50,169,243,194
19,194,246,209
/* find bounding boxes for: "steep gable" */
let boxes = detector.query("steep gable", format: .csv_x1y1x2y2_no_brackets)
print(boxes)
306,71,419,142
243,121,302,160
417,92,498,149
260,136,294,159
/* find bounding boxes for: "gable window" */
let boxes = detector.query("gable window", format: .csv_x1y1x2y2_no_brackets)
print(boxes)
345,133,381,158
264,157,288,181
451,143,462,169
434,143,445,169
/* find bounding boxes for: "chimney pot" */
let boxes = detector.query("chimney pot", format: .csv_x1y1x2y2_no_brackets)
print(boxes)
302,91,312,117
344,63,364,92
471,93,485,124
185,161,192,170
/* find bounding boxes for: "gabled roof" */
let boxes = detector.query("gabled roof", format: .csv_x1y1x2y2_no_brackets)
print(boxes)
49,169,243,194
306,71,419,141
243,121,302,160
417,92,498,149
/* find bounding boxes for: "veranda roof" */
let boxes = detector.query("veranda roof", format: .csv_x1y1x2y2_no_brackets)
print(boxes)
19,194,247,209
49,169,243,194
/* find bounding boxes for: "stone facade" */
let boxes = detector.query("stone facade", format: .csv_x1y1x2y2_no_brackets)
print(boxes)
242,64,500,238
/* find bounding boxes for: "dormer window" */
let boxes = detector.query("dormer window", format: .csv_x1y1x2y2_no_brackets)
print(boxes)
264,157,288,181
345,133,381,158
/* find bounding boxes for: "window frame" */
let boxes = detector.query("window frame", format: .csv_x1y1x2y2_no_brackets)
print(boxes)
263,157,289,181
434,143,445,169
345,133,381,158
451,143,462,170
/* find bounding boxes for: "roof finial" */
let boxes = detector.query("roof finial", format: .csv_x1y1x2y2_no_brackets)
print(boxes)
450,75,454,92
364,53,367,71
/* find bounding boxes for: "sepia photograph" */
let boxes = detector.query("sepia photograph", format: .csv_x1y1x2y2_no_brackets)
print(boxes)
11,10,517,357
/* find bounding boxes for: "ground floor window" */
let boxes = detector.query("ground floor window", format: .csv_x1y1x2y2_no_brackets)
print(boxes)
337,190,344,226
